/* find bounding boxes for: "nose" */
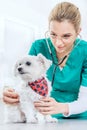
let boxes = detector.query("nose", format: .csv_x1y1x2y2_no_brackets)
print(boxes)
55,38,64,46
18,67,22,72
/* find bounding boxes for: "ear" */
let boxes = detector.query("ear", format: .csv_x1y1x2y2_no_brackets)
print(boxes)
14,62,18,77
77,27,81,35
37,53,52,70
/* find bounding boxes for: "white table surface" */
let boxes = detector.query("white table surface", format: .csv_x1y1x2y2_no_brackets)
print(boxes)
0,119,87,130
0,102,87,130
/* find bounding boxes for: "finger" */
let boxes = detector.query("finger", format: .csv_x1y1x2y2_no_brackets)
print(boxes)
34,101,51,107
40,111,52,115
40,97,54,102
3,96,19,104
34,101,45,107
38,106,53,111
35,105,53,112
35,98,55,107
38,107,53,115
3,90,19,98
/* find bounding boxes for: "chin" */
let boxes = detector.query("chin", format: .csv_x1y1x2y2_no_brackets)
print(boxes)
57,49,65,54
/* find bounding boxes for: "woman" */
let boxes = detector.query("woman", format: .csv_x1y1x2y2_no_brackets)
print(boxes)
3,2,87,119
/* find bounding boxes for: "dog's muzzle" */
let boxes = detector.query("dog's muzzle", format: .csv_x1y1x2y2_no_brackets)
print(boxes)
18,67,25,74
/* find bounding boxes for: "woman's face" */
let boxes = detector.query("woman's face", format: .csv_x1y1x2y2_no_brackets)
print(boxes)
49,20,80,54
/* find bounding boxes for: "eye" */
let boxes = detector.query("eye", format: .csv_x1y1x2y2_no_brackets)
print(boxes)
26,61,31,66
19,63,22,66
62,34,71,39
50,33,57,39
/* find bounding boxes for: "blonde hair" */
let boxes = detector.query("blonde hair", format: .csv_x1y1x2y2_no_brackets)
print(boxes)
48,2,81,32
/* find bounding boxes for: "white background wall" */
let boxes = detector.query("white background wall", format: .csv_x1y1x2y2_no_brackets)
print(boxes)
0,0,87,40
0,0,87,78
0,0,87,86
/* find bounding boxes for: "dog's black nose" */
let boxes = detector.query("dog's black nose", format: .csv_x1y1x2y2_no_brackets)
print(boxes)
18,67,22,72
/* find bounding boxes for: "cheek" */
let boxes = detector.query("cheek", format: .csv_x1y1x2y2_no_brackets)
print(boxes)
50,39,57,47
64,41,74,51
67,39,75,46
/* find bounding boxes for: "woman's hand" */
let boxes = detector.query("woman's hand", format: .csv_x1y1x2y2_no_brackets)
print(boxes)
3,88,19,104
34,97,69,115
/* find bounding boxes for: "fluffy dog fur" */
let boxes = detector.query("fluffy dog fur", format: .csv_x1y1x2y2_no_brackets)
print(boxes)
4,54,57,123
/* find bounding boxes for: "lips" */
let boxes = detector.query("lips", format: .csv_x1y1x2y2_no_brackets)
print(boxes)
56,46,65,51
58,46,64,49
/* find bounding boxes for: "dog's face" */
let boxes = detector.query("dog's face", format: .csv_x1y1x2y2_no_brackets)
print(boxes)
15,54,52,82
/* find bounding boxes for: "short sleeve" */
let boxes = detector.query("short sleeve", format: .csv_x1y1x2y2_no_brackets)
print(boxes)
81,56,87,86
28,41,37,56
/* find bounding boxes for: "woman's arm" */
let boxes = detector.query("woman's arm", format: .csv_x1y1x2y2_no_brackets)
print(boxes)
34,97,69,115
34,86,87,116
67,86,87,116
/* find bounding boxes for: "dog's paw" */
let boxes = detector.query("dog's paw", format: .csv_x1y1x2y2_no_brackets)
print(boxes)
27,117,38,124
45,115,58,123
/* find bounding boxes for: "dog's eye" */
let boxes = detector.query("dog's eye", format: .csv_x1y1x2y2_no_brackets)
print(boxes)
19,63,21,66
26,61,31,66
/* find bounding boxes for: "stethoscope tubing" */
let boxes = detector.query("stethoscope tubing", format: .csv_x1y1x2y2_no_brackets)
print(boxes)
45,34,81,86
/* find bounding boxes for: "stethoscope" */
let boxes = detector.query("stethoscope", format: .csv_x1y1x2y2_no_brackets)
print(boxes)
45,32,82,86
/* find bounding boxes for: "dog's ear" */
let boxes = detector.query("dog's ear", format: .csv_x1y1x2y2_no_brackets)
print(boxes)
14,62,18,77
37,53,52,70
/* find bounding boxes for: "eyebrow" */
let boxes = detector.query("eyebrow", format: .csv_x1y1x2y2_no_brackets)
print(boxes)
50,31,72,36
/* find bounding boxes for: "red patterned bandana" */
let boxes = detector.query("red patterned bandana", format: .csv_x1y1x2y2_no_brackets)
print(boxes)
28,77,48,96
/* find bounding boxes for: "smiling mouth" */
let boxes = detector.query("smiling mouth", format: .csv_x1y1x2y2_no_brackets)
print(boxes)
58,46,64,49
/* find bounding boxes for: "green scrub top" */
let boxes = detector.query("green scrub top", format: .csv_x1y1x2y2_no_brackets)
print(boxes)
28,38,87,119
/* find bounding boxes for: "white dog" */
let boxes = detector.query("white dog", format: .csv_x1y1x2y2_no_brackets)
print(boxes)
4,54,57,123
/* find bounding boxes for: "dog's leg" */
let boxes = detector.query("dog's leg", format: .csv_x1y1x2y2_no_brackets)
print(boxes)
45,115,58,123
4,104,25,123
20,100,38,123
